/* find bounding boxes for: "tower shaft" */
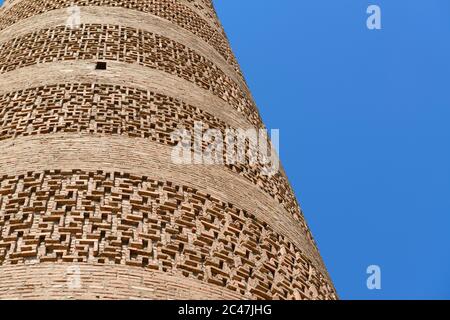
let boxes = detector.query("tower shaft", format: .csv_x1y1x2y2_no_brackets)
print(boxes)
0,0,336,300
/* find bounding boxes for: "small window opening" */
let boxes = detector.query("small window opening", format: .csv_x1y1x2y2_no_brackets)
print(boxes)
96,61,107,70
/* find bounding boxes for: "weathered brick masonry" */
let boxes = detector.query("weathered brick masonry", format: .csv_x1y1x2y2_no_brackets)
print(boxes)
0,0,337,299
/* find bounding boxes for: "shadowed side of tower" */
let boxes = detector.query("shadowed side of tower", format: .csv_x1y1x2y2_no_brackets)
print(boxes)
0,0,337,300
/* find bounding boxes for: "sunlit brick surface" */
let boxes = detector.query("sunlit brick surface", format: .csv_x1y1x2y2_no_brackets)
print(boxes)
0,0,337,300
0,170,335,300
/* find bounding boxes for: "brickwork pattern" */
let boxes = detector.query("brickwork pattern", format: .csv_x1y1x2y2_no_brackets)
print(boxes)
0,263,246,299
0,0,242,78
0,0,336,300
0,83,316,249
185,0,221,30
0,170,336,300
0,24,261,127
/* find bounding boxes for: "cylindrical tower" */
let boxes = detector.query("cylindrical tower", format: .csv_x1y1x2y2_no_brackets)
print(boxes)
0,0,336,300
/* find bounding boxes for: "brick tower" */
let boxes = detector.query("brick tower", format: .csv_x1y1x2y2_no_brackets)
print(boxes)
0,0,336,300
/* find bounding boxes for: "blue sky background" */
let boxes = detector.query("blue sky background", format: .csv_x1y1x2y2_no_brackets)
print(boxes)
1,0,449,300
213,0,450,299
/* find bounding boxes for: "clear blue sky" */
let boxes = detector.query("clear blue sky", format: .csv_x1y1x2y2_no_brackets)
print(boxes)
213,0,450,299
2,0,449,299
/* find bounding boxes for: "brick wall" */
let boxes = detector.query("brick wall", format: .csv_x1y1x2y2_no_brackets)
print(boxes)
0,0,337,300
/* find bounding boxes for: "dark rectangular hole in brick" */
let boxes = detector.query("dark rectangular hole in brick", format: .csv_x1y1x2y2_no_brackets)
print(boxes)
96,61,107,70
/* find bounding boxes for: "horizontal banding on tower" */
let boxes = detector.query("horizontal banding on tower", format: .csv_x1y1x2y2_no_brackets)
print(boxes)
0,24,262,127
0,0,243,79
0,264,246,300
184,0,222,30
0,0,337,300
0,133,324,276
0,169,336,300
0,60,251,129
0,6,246,91
0,82,312,247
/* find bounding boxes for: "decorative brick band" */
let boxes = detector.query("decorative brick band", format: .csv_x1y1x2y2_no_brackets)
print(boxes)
0,169,337,300
0,0,241,78
184,0,221,30
0,60,249,129
0,6,245,91
0,133,323,274
0,83,312,247
0,24,261,127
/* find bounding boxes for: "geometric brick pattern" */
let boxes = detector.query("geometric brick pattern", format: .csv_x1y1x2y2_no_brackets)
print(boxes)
0,0,242,77
0,263,246,299
185,0,222,30
0,24,261,126
0,170,337,300
0,0,336,299
0,83,315,248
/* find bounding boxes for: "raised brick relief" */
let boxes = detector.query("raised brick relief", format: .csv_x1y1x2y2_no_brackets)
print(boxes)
0,170,337,300
0,83,316,249
0,24,261,127
185,0,221,30
0,0,336,300
0,0,242,78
